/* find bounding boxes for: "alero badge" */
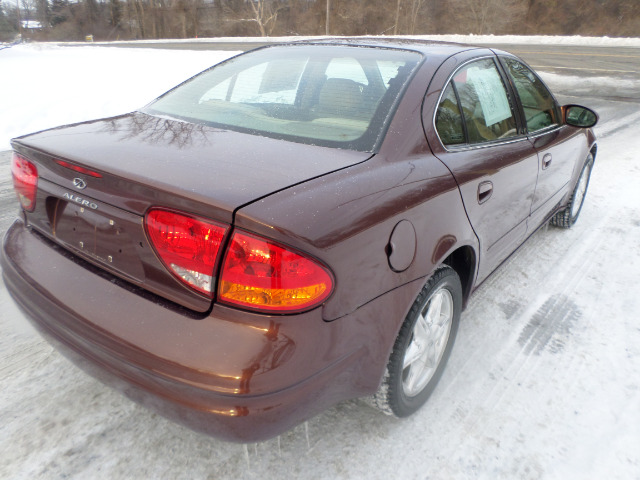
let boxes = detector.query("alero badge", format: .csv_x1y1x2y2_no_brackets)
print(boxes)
73,177,87,190
63,192,98,210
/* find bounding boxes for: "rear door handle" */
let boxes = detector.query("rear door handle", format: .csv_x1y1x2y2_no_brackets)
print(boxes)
542,153,552,170
477,181,493,204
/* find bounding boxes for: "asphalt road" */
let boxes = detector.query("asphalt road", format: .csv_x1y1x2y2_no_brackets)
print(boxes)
503,44,640,80
1,42,640,479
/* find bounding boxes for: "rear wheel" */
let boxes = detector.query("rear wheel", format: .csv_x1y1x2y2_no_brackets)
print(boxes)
550,154,594,229
372,265,462,417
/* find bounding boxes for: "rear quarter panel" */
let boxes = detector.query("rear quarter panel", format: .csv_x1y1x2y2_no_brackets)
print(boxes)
235,57,479,321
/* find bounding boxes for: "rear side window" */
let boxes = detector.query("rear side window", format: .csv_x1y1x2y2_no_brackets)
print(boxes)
145,46,422,152
502,58,560,133
436,58,518,146
435,84,464,145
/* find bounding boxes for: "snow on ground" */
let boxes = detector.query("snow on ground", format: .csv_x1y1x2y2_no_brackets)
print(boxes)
540,71,640,95
0,44,238,150
1,41,640,479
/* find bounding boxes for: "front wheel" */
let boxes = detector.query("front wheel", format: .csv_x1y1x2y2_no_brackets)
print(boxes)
372,265,462,417
550,154,594,228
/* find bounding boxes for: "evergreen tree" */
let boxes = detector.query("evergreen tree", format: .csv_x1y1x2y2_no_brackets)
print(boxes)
0,1,19,42
51,0,69,27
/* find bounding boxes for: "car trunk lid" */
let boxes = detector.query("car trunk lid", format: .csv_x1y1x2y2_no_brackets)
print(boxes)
11,112,371,312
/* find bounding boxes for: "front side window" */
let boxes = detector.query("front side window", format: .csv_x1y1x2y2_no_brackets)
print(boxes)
144,46,422,152
436,58,518,146
503,58,560,133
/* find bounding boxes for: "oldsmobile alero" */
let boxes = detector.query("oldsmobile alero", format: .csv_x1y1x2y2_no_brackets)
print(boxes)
1,39,598,442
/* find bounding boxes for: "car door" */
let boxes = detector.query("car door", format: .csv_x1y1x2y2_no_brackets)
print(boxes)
423,52,539,284
499,56,587,230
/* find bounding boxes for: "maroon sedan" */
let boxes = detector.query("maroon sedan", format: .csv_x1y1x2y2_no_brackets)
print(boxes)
2,39,597,442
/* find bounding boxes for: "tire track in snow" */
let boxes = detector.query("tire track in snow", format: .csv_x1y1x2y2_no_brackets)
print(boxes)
429,199,614,471
517,294,581,356
490,213,608,392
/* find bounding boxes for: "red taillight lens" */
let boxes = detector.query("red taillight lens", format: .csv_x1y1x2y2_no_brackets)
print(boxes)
11,153,38,212
145,208,228,296
219,231,334,313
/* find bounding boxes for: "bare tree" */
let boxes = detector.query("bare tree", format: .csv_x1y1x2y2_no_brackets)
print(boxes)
450,0,525,34
407,0,425,34
393,0,401,35
15,0,640,42
325,0,330,35
247,0,283,36
132,0,145,38
20,0,34,21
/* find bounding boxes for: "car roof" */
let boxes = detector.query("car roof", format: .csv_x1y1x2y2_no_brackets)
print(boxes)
273,37,483,60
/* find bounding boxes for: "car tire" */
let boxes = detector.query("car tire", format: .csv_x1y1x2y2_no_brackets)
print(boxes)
550,154,594,229
371,265,462,417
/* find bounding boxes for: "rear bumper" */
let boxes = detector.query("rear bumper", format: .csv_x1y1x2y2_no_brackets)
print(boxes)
2,219,422,442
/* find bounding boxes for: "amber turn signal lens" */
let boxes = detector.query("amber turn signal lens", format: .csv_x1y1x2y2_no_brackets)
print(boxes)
219,231,333,313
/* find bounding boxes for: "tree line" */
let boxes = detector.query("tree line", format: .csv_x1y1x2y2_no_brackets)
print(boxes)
1,0,638,43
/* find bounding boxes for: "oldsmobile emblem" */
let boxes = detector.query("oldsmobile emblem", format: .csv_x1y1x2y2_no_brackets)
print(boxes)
73,177,87,190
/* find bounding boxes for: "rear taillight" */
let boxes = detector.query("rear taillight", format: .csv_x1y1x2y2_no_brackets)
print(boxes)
145,209,334,312
11,153,38,212
145,208,228,296
218,231,334,313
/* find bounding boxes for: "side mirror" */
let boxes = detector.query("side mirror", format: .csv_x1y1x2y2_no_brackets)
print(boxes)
563,105,598,128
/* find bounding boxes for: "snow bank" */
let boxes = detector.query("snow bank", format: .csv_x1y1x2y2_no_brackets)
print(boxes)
538,71,640,100
0,44,237,150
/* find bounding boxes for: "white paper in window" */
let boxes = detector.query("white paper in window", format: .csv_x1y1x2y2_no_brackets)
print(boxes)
467,67,512,126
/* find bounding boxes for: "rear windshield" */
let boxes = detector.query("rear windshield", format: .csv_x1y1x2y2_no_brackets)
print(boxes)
144,45,423,152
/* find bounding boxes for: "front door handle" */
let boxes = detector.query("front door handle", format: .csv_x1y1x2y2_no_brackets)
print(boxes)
478,181,493,204
542,153,553,170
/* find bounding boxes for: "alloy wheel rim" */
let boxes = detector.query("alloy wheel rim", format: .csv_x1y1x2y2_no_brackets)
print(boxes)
571,164,591,218
401,287,454,397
